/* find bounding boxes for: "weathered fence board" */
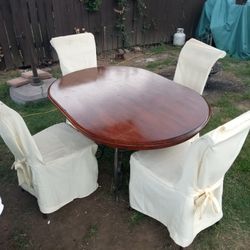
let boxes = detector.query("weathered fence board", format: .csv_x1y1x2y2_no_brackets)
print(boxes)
183,0,204,38
36,0,52,60
0,2,13,68
0,0,22,67
27,0,44,64
0,0,204,69
101,0,114,51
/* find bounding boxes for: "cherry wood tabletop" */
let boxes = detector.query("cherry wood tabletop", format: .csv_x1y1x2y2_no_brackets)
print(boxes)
48,66,211,150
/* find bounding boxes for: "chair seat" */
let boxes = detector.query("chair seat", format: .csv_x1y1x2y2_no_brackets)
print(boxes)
30,123,98,213
132,141,190,185
33,123,95,164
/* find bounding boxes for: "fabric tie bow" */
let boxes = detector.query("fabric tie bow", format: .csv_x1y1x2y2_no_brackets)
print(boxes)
194,180,222,219
12,158,32,187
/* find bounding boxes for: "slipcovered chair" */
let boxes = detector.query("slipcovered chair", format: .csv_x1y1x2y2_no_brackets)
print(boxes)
173,38,226,94
0,101,98,214
50,32,97,76
50,32,97,128
129,111,250,248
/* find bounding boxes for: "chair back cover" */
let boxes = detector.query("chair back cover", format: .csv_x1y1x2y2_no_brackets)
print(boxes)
50,32,97,75
0,101,44,186
173,38,226,94
182,111,250,189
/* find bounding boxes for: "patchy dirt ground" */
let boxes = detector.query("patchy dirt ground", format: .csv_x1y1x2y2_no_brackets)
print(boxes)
0,49,249,250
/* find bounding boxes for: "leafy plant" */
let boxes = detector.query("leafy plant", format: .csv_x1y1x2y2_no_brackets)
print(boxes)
136,0,147,17
81,0,102,12
114,0,129,47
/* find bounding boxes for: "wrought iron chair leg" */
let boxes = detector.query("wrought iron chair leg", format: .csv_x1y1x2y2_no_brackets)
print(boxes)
20,187,50,221
42,213,51,224
96,145,105,159
42,213,48,219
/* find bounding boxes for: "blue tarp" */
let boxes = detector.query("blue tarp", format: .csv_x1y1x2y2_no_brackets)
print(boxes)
196,0,250,59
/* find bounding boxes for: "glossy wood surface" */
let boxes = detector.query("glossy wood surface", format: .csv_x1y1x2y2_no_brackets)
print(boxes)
48,66,210,150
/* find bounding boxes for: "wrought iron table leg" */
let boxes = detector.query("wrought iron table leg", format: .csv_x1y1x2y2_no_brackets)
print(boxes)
113,148,123,200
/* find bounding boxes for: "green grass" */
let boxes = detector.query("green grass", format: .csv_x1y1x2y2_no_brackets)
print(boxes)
129,211,145,226
146,58,174,70
50,65,62,79
11,229,33,250
82,224,98,242
221,56,250,85
146,43,180,71
149,43,181,55
149,43,168,54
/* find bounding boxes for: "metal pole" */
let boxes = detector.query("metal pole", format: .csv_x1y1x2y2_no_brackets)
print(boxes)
30,46,42,86
20,2,42,86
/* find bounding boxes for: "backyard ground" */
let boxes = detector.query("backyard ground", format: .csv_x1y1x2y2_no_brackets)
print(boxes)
0,44,250,250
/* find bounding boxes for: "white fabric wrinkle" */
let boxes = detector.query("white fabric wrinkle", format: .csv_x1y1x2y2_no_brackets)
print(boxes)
195,142,210,183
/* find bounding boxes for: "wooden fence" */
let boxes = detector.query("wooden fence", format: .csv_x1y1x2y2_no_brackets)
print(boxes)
0,0,204,69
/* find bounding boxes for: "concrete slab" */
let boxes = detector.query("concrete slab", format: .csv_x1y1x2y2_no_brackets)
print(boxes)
21,69,52,80
10,78,57,104
7,77,30,88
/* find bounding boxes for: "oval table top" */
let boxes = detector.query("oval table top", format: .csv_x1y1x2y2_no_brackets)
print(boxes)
48,66,211,150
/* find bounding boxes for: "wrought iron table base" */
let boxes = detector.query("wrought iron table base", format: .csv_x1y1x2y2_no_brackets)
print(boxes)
113,148,124,200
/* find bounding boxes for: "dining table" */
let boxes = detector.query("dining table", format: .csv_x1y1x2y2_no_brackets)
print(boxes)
48,66,211,196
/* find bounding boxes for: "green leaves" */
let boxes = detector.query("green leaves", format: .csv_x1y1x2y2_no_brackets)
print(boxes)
83,0,102,12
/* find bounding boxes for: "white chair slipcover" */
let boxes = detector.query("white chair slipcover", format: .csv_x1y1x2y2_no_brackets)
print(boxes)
50,32,97,76
0,101,98,214
174,38,226,94
129,111,250,247
50,32,97,127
